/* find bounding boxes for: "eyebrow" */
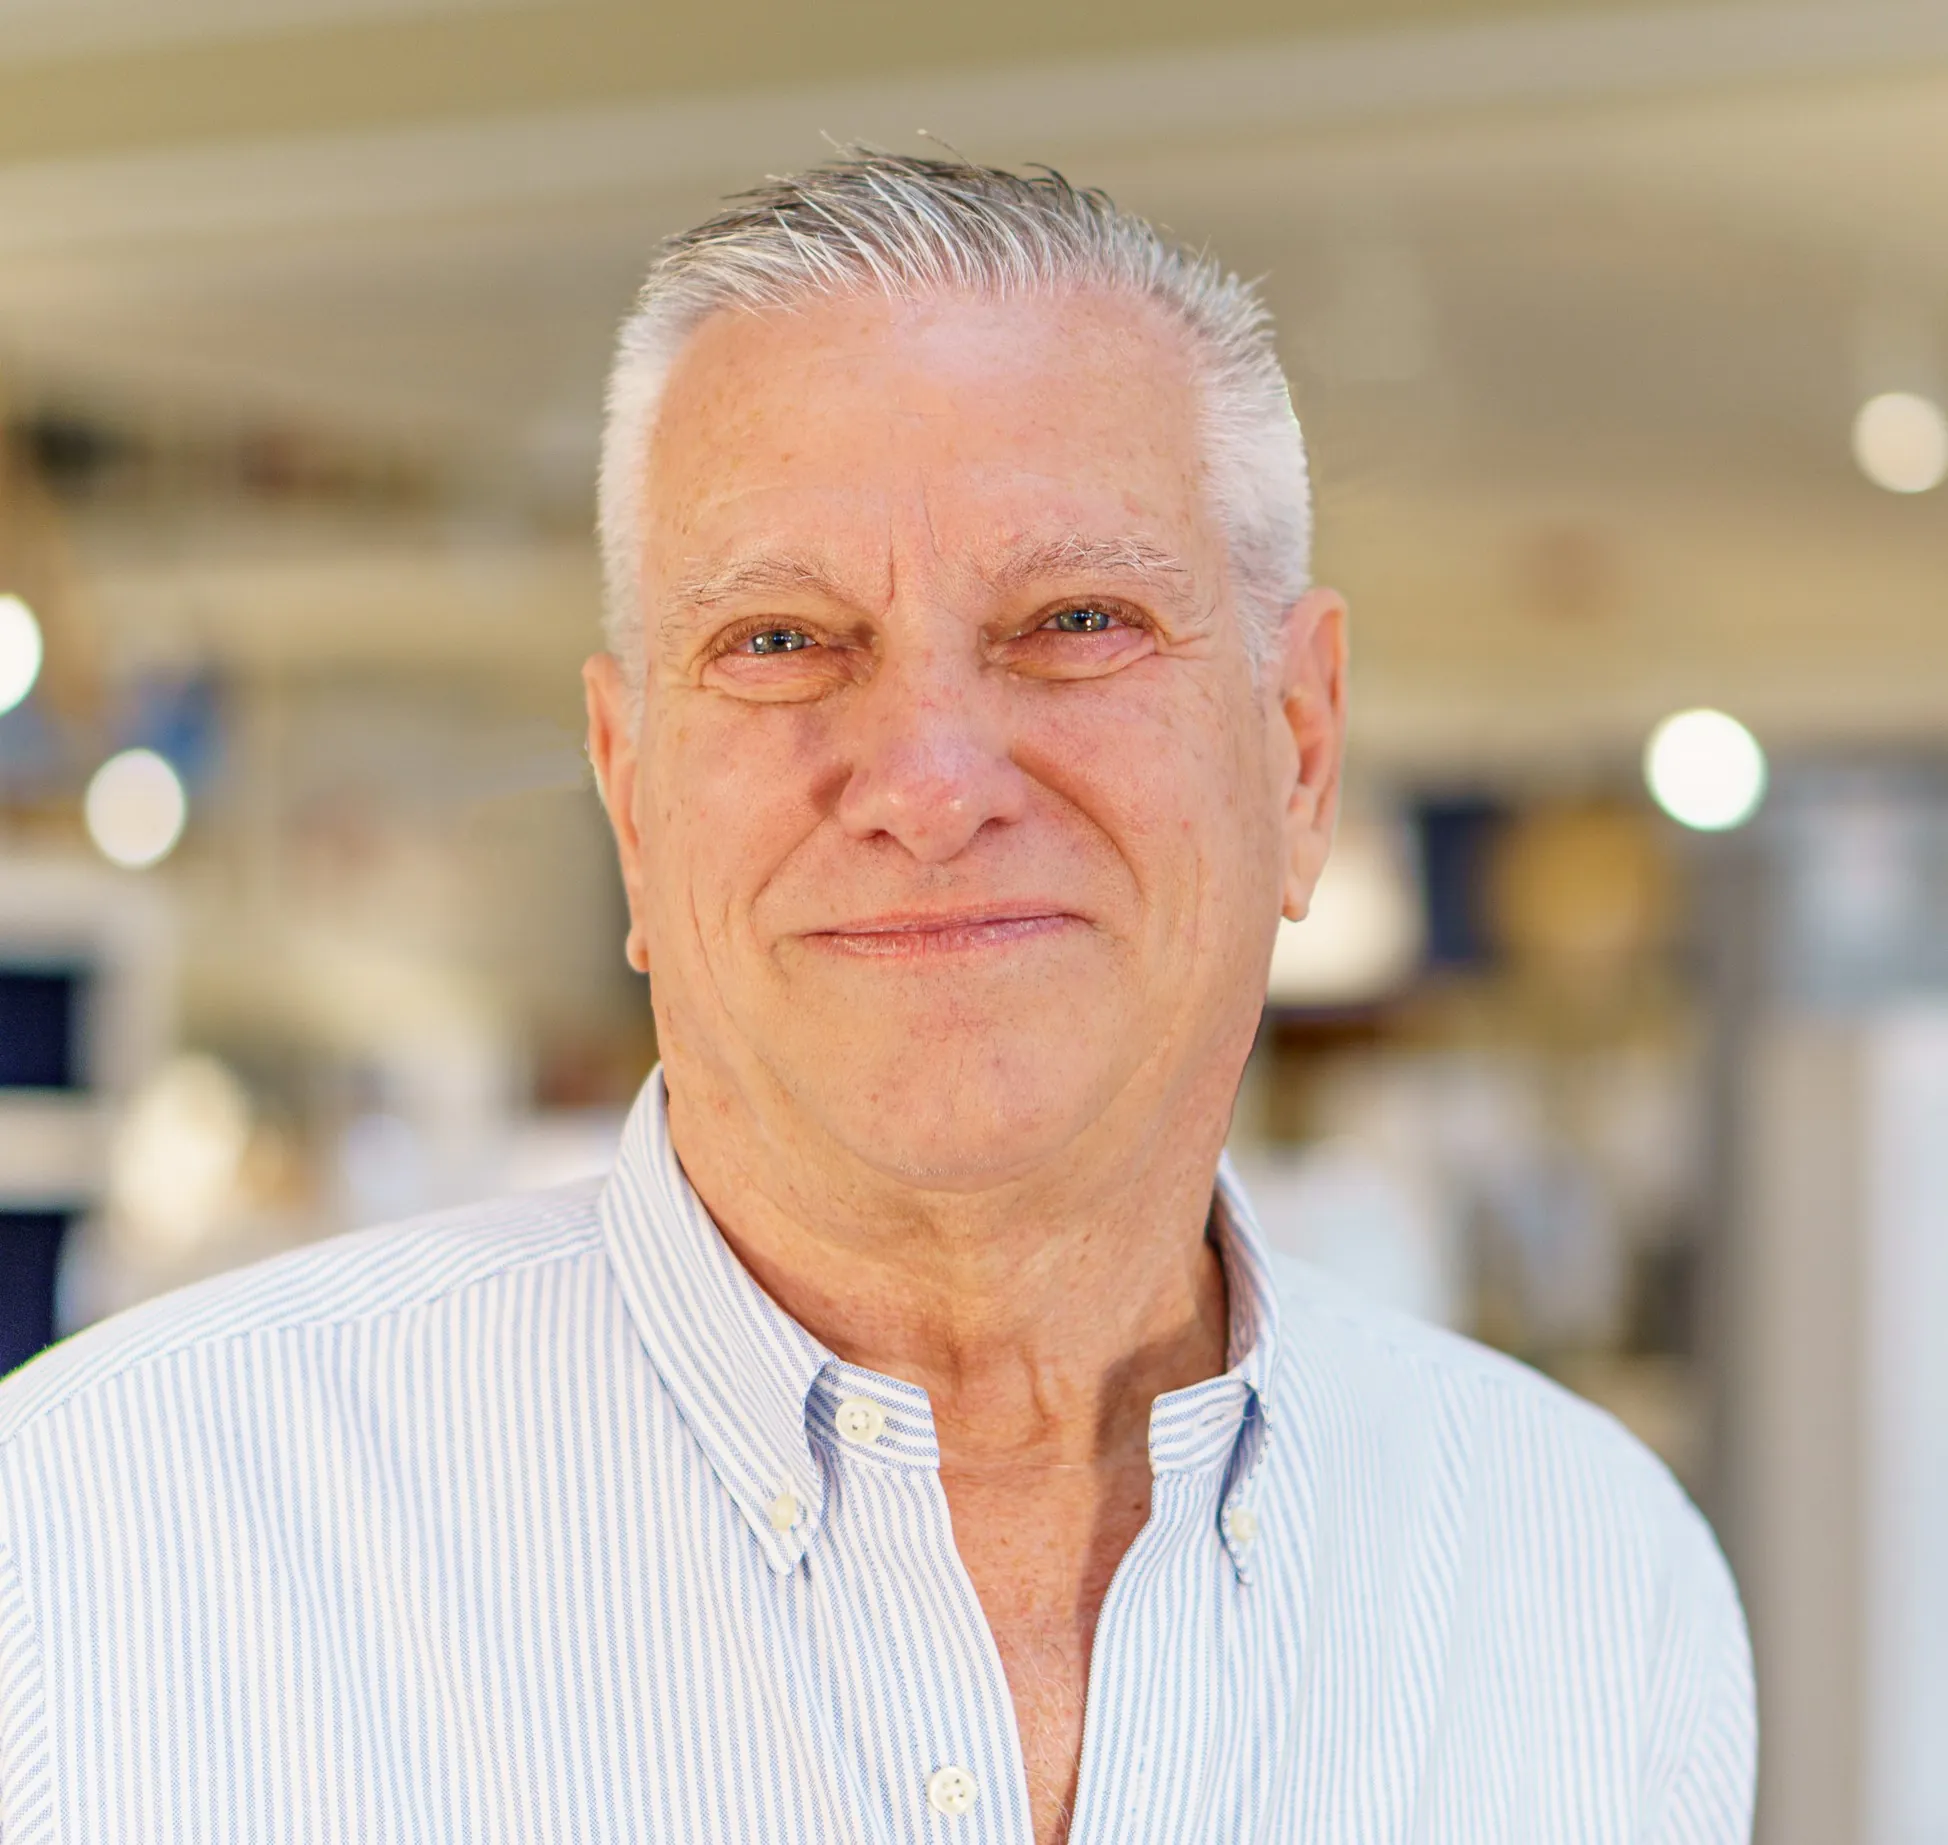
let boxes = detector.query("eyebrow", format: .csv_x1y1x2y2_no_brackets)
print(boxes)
666,555,852,611
983,534,1194,594
661,531,1194,633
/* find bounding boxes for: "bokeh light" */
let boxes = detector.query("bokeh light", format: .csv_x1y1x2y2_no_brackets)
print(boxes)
106,1055,253,1262
0,593,44,715
1644,708,1768,832
85,747,189,868
1852,391,1948,495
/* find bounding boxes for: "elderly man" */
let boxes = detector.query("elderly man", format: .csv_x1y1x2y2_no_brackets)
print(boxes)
0,156,1751,1843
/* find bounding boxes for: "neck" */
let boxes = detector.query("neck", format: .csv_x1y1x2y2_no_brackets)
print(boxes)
662,1067,1234,1469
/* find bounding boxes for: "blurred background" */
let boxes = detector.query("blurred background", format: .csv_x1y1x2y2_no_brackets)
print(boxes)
0,0,1943,1836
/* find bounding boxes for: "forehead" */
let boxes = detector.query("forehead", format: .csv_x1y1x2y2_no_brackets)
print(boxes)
641,288,1217,590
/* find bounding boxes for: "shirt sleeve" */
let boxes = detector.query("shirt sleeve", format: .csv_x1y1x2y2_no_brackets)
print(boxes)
0,1518,53,1845
1635,1491,1758,1845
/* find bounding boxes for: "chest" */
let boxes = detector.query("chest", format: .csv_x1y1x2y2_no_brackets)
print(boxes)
28,1373,1657,1845
941,1461,1155,1845
38,1407,1272,1844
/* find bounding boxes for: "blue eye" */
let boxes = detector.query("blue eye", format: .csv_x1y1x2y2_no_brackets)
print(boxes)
1047,606,1118,634
746,628,814,654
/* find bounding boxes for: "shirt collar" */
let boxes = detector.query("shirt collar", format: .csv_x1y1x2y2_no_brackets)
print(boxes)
599,1069,1282,1577
1189,1153,1281,1579
598,1070,829,1573
1213,1148,1281,1408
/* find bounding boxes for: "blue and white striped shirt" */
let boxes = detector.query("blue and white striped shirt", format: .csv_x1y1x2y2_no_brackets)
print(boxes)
0,1070,1753,1842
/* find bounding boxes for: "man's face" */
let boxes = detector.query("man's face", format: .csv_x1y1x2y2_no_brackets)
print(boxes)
588,289,1344,1187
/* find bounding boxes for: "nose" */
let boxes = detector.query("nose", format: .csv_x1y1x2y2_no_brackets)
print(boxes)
834,655,1029,863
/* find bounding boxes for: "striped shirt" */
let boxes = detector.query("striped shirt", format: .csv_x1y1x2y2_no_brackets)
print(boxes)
0,1069,1754,1843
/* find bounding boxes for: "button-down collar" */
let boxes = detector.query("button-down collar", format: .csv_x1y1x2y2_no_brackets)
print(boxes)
599,1069,1281,1578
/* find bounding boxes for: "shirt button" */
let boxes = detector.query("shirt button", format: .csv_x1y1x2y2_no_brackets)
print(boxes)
927,1764,978,1817
834,1395,888,1446
765,1490,800,1532
1226,1505,1260,1547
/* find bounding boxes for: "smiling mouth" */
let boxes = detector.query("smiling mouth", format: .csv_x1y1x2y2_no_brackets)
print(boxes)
803,907,1081,958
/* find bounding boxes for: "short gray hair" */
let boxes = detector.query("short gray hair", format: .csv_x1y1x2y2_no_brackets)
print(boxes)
597,151,1312,693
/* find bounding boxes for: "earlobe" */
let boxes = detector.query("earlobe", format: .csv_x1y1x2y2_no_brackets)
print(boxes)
1282,834,1332,920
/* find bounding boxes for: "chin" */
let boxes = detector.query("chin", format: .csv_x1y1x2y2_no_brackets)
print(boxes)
792,1031,1125,1192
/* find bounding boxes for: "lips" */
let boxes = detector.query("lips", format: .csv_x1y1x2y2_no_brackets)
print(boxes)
801,905,1081,957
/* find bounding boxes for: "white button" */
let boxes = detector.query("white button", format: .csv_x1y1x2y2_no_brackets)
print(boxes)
765,1491,800,1532
835,1395,887,1446
927,1764,978,1817
1226,1505,1259,1547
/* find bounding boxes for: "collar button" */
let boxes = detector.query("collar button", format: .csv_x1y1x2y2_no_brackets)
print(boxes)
835,1395,888,1446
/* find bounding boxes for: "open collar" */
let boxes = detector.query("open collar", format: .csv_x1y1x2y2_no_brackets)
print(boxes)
599,1070,1283,1578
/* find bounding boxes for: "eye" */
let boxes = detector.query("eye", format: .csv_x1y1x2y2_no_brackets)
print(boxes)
1043,605,1121,634
742,627,816,655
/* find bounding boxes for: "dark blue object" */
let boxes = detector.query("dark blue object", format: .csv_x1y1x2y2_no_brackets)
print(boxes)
0,968,85,1090
1415,798,1507,970
0,1210,69,1374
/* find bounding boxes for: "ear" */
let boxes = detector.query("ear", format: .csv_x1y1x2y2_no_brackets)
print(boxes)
1274,587,1349,922
583,651,653,975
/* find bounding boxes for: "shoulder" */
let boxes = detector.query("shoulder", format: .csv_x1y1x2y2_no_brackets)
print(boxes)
1271,1248,1666,1460
0,1178,607,1454
1261,1266,1754,1826
1266,1251,1724,1576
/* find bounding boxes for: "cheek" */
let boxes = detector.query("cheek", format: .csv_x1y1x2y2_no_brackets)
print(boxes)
644,704,834,923
1023,679,1257,907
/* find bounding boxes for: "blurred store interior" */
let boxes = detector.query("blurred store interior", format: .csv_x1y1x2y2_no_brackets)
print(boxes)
1,0,1946,1838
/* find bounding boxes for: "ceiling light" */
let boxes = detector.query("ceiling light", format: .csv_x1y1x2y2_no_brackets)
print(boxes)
1852,391,1948,494
1644,709,1766,833
85,748,188,868
0,593,43,715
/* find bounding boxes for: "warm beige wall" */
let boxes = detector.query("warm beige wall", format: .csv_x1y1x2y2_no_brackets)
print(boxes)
0,0,1678,163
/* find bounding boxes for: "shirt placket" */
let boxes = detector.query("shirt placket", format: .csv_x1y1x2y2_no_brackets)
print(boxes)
1066,1382,1268,1845
783,1366,1035,1845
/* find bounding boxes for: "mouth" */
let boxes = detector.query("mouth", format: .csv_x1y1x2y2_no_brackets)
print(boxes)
801,905,1083,959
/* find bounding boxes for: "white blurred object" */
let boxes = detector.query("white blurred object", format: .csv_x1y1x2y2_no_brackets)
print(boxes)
501,1111,624,1193
1268,818,1425,1006
1643,708,1767,833
1233,1139,1463,1328
1862,1008,1948,1845
1852,390,1948,494
107,1054,252,1262
1578,1048,1700,1231
0,593,43,715
1489,1151,1629,1349
340,1110,430,1226
85,748,189,868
